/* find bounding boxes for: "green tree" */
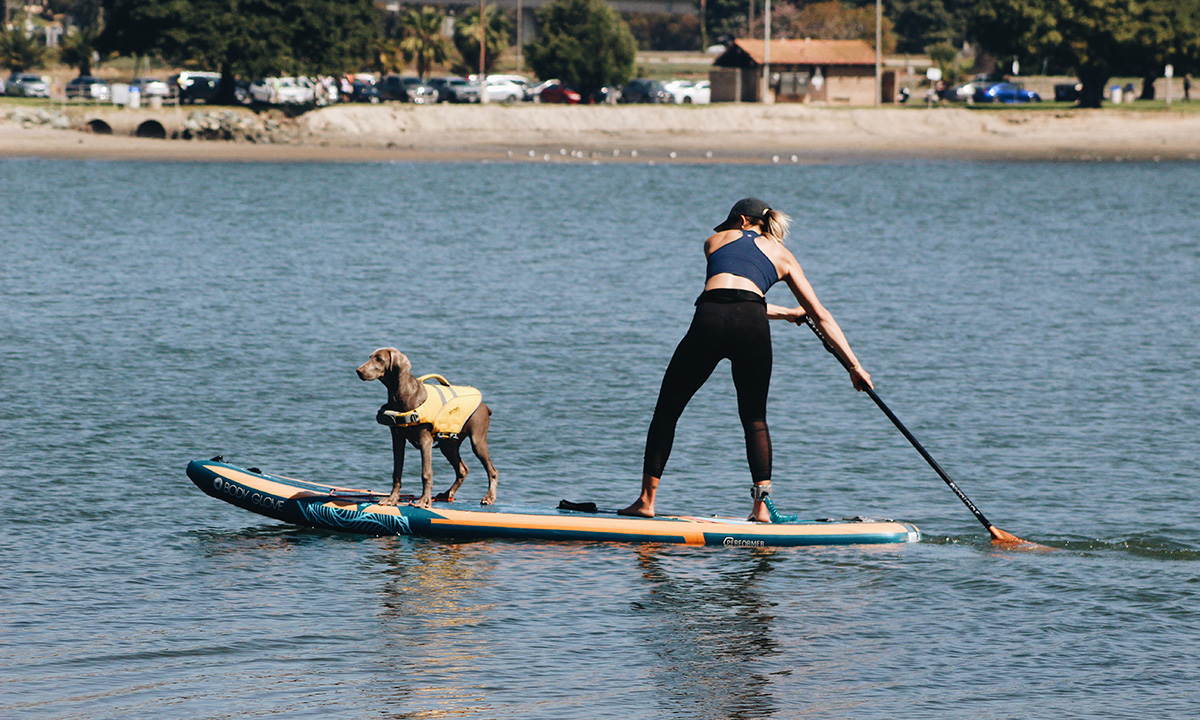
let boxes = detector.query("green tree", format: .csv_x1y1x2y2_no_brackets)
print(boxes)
624,11,701,51
927,40,959,81
396,5,452,79
881,0,976,54
58,27,100,75
1126,0,1200,98
701,0,748,42
44,0,103,30
99,0,380,103
289,0,380,76
969,0,1145,108
756,1,895,52
525,0,637,99
452,5,511,75
0,28,48,72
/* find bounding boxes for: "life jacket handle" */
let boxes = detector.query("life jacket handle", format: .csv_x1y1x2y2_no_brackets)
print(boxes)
415,373,452,386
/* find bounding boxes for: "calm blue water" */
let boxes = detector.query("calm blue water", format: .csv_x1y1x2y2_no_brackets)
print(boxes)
2,157,1198,719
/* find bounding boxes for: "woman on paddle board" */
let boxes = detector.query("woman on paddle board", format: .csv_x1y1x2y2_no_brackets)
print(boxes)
620,197,873,522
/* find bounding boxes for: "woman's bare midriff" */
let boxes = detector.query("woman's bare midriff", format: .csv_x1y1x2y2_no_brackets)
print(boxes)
704,273,765,294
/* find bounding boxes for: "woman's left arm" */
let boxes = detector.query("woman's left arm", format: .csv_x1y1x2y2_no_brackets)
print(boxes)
766,303,807,323
777,250,874,391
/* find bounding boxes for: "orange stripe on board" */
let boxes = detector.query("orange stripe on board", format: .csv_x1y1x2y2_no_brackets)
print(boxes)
427,511,703,544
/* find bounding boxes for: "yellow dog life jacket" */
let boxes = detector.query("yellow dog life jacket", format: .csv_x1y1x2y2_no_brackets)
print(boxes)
382,374,482,441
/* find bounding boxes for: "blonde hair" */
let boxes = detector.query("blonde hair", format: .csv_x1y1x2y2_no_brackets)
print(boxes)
750,208,791,243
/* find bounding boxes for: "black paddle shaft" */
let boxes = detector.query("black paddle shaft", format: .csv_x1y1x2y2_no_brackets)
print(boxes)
803,317,998,532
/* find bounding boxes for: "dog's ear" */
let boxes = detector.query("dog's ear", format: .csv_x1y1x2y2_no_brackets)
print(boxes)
384,348,410,375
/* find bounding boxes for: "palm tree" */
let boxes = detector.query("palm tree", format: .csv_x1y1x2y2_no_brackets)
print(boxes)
369,36,405,75
396,6,451,80
452,5,511,76
58,28,99,76
0,27,48,73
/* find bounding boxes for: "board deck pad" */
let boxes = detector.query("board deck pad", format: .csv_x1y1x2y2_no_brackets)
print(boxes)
187,460,920,548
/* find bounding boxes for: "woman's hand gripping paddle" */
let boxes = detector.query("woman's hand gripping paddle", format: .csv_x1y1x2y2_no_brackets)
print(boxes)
802,317,1047,550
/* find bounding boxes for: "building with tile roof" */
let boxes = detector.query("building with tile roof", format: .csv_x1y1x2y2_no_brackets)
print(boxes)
711,38,892,105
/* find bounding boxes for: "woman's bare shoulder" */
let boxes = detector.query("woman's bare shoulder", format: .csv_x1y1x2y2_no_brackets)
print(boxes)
705,229,743,255
759,239,801,274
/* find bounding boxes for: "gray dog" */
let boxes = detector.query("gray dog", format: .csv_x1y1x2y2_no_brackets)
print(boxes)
356,347,498,508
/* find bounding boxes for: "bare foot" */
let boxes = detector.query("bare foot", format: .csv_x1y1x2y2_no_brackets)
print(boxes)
748,504,771,523
618,500,654,518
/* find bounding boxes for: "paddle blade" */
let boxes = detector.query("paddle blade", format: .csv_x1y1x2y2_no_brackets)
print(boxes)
988,525,1053,551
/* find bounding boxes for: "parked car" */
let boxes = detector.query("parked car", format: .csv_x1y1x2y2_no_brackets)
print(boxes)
535,82,581,104
620,78,671,103
170,71,221,104
590,85,620,104
427,76,479,103
65,75,111,101
663,80,710,104
349,79,381,103
377,75,438,103
948,80,994,102
487,74,533,100
248,76,317,104
5,72,50,97
483,77,525,103
129,77,171,98
976,82,1041,103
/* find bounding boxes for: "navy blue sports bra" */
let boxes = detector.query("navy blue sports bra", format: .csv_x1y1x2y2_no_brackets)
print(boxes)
705,230,779,294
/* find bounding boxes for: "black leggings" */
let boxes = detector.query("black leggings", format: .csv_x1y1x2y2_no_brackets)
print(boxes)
643,289,772,482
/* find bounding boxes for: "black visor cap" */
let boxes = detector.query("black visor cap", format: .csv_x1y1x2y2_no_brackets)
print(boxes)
714,197,771,232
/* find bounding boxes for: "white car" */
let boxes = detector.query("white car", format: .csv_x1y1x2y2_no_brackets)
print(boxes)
664,80,711,104
248,77,317,104
487,74,533,100
483,77,526,103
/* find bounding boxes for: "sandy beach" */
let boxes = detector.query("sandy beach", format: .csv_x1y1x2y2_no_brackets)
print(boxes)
4,102,1200,163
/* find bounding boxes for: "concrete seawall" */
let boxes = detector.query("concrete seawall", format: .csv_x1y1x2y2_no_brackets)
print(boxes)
6,101,1200,162
299,103,1200,160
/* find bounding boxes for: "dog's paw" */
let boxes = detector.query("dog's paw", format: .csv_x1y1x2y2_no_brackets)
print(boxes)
412,496,434,509
434,491,455,502
480,494,496,506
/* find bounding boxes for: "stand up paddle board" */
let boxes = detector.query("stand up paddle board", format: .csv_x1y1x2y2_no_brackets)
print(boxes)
187,459,920,548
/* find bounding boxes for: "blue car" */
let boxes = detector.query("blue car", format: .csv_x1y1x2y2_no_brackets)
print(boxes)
976,82,1041,104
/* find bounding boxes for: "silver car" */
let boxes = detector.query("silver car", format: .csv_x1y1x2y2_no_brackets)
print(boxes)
5,73,50,98
129,77,171,97
66,76,111,101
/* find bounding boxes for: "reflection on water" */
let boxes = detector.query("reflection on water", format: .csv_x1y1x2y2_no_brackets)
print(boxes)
633,546,781,719
371,539,500,717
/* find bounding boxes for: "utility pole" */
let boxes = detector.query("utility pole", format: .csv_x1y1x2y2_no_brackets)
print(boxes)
761,0,771,103
516,0,523,72
874,0,881,106
479,0,489,104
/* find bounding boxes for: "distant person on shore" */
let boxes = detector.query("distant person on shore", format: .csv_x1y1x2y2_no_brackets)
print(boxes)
1185,74,1192,102
619,198,873,523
